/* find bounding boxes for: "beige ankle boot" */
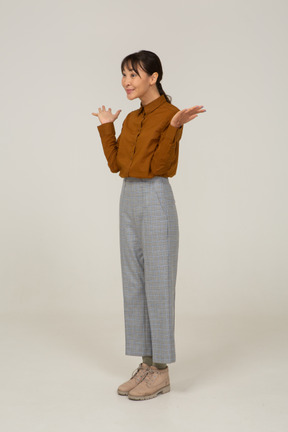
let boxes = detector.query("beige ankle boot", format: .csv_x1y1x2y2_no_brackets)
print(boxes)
128,365,170,401
117,363,150,396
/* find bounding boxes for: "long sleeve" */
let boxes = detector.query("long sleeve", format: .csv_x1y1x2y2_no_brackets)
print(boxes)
150,123,183,176
97,120,125,173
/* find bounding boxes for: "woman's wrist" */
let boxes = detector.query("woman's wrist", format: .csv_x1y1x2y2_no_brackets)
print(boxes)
100,120,114,125
170,121,181,128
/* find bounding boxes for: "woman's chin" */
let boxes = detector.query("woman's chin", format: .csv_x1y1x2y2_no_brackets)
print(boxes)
126,93,137,100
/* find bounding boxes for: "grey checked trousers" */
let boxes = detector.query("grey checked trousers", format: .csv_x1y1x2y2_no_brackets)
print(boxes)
119,176,179,363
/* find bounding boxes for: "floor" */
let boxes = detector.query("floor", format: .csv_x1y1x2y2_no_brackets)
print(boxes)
0,311,287,432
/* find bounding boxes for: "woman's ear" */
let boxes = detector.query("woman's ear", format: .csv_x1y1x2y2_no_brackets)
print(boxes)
150,72,158,85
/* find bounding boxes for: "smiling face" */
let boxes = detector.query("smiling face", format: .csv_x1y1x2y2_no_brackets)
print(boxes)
121,62,159,105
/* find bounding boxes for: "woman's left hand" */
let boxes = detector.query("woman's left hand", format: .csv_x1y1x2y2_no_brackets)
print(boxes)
170,105,206,128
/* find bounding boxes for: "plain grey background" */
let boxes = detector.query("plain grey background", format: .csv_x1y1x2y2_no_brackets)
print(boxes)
0,1,287,430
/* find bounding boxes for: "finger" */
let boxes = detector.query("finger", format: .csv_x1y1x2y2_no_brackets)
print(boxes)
108,108,112,112
102,105,106,111
188,105,203,111
188,108,205,114
186,114,198,122
91,112,98,117
183,107,197,115
187,106,205,114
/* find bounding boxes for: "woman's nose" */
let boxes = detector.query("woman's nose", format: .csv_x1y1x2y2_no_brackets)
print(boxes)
123,77,130,87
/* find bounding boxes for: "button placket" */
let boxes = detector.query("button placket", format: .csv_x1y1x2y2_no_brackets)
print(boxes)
127,112,145,175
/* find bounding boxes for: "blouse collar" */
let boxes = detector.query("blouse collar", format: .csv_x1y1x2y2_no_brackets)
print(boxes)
138,94,166,115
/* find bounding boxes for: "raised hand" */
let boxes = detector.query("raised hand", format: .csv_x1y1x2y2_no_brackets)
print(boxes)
91,105,122,124
170,105,206,128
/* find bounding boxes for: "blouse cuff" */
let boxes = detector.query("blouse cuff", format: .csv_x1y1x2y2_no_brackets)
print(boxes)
97,122,115,137
165,123,183,141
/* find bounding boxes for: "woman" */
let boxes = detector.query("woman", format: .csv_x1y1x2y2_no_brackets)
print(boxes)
92,50,206,401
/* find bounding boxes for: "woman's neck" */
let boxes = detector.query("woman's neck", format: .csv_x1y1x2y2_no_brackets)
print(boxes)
140,87,161,106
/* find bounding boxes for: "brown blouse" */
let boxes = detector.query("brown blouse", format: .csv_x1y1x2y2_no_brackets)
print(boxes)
97,94,183,178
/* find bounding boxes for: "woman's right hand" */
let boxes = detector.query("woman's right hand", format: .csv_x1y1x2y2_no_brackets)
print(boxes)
91,105,121,124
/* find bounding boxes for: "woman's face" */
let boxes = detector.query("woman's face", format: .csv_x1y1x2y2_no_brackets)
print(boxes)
121,63,157,102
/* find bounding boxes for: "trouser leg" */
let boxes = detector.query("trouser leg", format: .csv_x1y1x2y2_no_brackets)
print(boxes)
119,179,152,357
142,177,179,364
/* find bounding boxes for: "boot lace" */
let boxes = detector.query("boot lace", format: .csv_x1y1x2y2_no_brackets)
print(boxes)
142,368,160,388
130,364,149,383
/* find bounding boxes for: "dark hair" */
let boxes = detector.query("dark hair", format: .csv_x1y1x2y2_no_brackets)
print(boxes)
121,50,172,103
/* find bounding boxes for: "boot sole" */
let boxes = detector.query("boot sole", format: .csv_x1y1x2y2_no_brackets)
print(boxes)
128,385,170,401
117,389,129,396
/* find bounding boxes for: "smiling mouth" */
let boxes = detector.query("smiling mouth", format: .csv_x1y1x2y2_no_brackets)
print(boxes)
126,89,134,93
